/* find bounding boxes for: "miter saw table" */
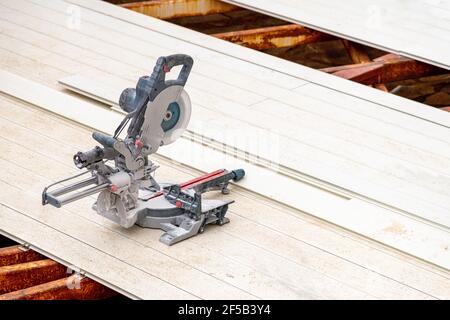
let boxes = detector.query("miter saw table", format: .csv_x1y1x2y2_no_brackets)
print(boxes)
42,54,245,245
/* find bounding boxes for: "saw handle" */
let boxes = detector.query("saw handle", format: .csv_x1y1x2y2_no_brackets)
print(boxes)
158,54,193,87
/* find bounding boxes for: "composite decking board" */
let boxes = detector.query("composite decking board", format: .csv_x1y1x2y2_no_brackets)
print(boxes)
28,0,450,133
0,166,293,300
1,6,449,228
65,0,450,128
1,71,449,272
0,0,296,106
26,0,308,91
3,96,426,298
0,0,445,297
5,0,450,157
5,0,444,131
57,73,450,230
0,207,188,300
0,102,377,300
3,1,445,226
3,95,449,283
2,35,450,230
0,160,264,299
3,90,372,298
7,0,305,95
3,97,450,299
57,74,450,173
0,100,446,300
0,110,384,300
0,205,195,300
0,47,69,88
0,97,447,299
221,0,450,69
0,116,294,300
57,73,450,193
0,39,127,97
4,0,450,144
0,161,365,300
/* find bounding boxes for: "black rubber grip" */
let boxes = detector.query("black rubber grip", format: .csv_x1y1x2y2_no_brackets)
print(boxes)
158,54,194,87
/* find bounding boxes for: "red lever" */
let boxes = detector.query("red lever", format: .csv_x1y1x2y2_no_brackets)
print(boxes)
135,139,144,148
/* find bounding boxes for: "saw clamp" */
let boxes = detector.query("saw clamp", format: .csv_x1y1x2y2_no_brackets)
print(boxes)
42,54,245,245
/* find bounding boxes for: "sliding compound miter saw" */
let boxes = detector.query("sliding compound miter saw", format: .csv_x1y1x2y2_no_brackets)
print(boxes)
42,54,245,245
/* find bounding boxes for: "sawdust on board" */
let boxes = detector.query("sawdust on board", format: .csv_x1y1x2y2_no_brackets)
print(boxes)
383,221,407,235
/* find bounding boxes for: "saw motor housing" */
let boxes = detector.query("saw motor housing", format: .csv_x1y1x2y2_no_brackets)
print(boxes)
42,54,245,245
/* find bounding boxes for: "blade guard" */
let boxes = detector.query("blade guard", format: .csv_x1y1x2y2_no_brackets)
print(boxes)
119,54,193,137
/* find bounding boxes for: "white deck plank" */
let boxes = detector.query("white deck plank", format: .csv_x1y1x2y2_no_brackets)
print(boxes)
57,73,450,229
45,0,450,130
0,184,262,299
3,0,450,143
1,0,450,245
0,206,195,300
0,121,389,299
67,0,450,128
3,96,449,298
3,10,445,222
0,101,368,299
1,95,447,299
37,0,308,90
0,2,270,109
1,71,449,271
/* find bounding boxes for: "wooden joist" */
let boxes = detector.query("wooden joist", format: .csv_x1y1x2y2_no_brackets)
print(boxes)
0,275,117,300
342,40,371,64
0,245,43,267
339,44,445,96
218,0,450,69
321,54,444,85
212,24,333,50
121,0,239,20
340,42,388,92
117,0,448,104
0,241,119,300
373,84,388,92
0,259,67,294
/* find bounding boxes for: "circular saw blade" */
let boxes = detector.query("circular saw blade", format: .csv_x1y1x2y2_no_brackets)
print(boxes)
161,89,191,145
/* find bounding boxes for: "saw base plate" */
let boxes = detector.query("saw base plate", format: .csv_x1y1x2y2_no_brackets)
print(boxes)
135,196,232,245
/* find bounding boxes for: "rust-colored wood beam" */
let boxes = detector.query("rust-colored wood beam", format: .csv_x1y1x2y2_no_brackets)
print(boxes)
373,83,388,92
0,275,117,300
342,40,371,64
321,54,444,85
321,62,376,74
0,245,43,267
212,24,333,50
342,40,390,92
121,0,239,20
0,259,67,294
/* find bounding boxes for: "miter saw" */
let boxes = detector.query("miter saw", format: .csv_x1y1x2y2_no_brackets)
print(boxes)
42,54,245,245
